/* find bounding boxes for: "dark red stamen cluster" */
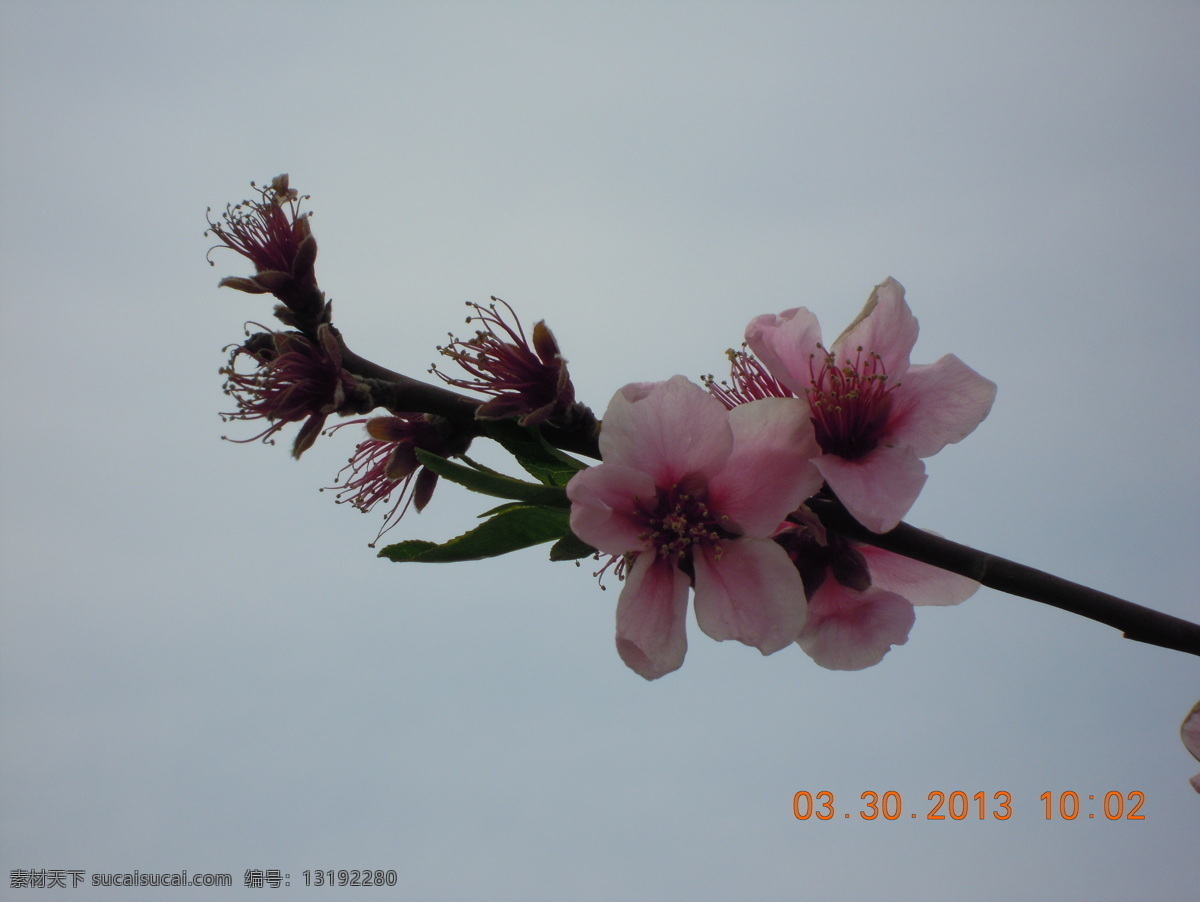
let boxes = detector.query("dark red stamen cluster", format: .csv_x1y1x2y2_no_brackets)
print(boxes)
806,344,897,460
704,347,794,409
636,485,727,568
591,552,630,590
206,174,312,276
433,298,574,426
324,414,472,546
220,325,357,458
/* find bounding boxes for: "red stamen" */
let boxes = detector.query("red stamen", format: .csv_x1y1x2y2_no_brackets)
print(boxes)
705,347,794,409
432,298,573,425
806,343,897,460
206,176,311,273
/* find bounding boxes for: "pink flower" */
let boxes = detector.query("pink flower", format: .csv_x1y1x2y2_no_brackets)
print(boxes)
745,278,996,533
774,520,911,670
776,516,980,669
798,582,915,670
566,376,823,679
1182,700,1200,793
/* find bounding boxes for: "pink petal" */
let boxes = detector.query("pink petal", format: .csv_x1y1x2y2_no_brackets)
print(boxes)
608,380,660,405
1183,700,1200,763
1183,701,1200,793
566,464,657,556
831,278,918,381
814,446,927,534
615,555,691,680
744,307,824,398
692,539,807,655
886,354,997,458
797,583,915,671
858,541,980,606
599,376,733,487
708,397,823,536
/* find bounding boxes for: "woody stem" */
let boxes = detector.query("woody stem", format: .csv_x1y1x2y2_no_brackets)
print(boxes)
807,491,1200,658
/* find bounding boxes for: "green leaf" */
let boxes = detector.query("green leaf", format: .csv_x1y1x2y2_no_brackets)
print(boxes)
549,531,597,562
376,540,440,562
477,501,531,518
481,420,588,487
378,505,572,563
415,449,570,508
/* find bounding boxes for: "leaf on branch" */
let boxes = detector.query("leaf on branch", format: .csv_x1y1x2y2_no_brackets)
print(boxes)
477,501,532,518
549,531,596,562
481,420,588,487
377,505,571,563
415,449,571,508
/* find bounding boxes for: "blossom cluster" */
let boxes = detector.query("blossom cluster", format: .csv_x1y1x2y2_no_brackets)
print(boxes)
207,175,1200,792
568,279,994,678
207,179,995,679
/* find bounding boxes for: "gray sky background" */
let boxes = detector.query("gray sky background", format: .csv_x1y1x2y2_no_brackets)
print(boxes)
2,2,1198,899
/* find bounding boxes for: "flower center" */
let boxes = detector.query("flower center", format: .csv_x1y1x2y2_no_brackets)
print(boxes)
637,485,728,568
806,344,897,460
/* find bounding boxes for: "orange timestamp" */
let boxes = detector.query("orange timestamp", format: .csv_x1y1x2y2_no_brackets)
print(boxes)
792,790,1146,821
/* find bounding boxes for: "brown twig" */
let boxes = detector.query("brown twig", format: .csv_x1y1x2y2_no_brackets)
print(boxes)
807,492,1200,658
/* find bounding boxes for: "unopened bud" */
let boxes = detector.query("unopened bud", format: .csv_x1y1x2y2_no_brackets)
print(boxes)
292,233,318,284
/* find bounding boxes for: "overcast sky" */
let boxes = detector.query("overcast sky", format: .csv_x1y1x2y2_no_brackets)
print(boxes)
2,2,1198,900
